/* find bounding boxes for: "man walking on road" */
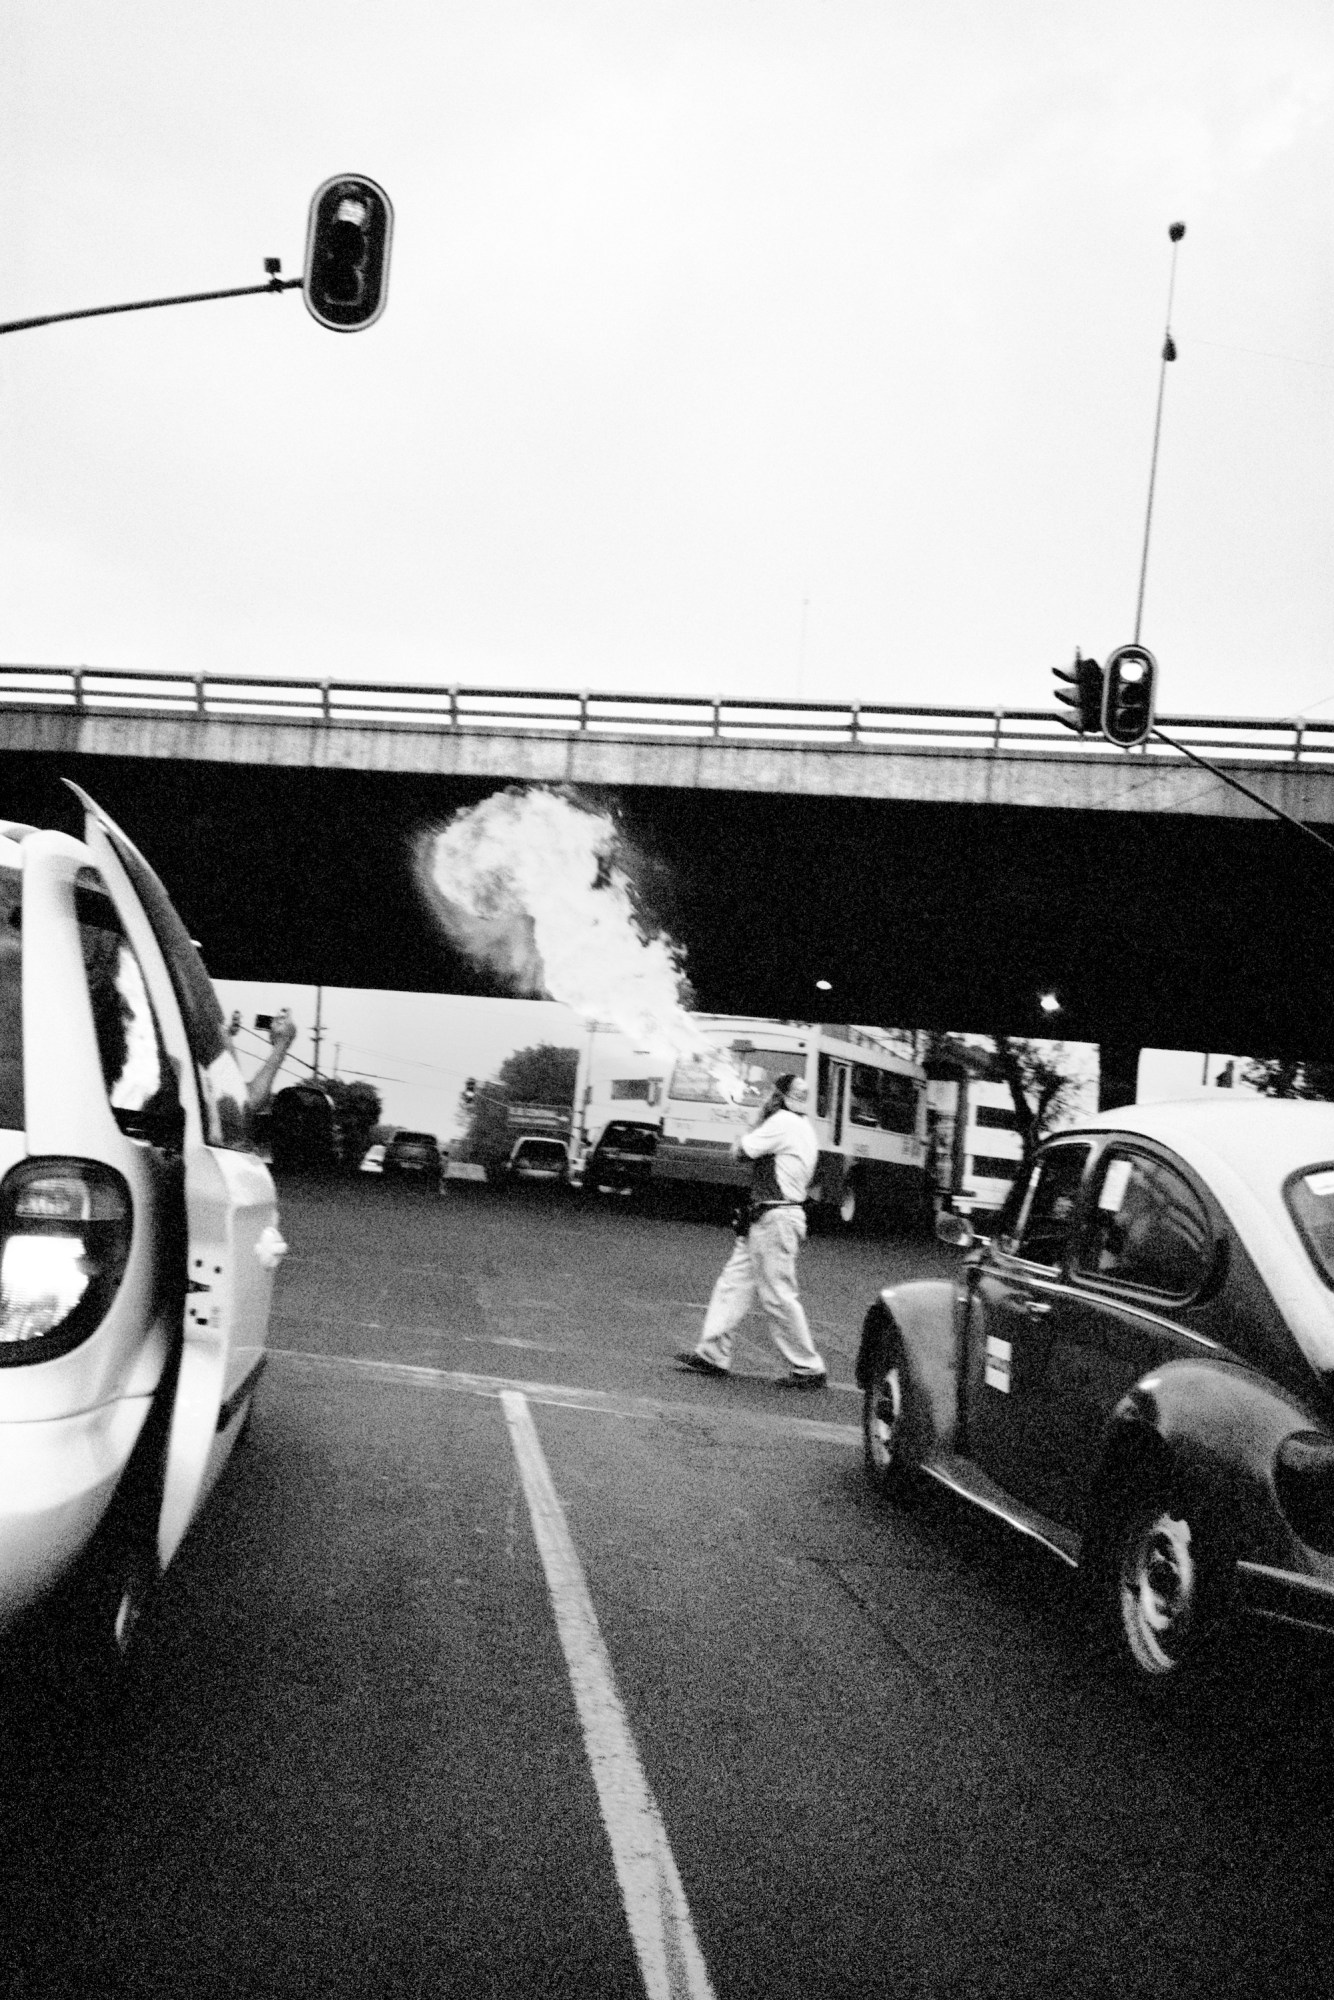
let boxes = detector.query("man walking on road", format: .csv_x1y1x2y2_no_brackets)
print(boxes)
677,1072,828,1389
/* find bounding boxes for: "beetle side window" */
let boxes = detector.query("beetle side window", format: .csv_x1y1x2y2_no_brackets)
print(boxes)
997,1143,1090,1268
1285,1165,1334,1292
1075,1150,1211,1297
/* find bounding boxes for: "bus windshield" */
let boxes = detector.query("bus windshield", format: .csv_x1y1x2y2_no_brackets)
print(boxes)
668,1045,798,1107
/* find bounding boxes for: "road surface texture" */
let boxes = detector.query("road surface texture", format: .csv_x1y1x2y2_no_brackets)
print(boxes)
2,1175,1332,1999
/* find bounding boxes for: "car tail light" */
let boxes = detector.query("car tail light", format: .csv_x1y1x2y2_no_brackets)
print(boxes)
0,1161,132,1365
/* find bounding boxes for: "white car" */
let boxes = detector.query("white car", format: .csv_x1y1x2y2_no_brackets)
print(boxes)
0,787,285,1691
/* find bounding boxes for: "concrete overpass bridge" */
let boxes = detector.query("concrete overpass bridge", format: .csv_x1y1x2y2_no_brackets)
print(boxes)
1,663,1332,1062
1,661,1333,822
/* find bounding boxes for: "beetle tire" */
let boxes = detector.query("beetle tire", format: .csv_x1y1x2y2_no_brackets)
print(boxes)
862,1329,912,1499
1107,1484,1234,1684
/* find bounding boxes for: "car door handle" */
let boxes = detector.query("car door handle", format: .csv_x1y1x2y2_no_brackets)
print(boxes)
1024,1300,1053,1317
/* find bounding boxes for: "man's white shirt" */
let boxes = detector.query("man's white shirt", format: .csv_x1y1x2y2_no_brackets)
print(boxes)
740,1108,819,1203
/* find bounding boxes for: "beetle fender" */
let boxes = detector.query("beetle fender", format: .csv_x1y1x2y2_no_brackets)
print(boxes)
1093,1357,1320,1569
855,1280,961,1460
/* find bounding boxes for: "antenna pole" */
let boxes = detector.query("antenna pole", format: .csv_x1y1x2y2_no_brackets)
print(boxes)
1133,222,1186,645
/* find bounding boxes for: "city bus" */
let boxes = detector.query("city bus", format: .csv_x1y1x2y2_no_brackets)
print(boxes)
651,1017,929,1230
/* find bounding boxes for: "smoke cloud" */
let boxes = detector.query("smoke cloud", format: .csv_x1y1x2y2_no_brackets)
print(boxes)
416,786,718,1061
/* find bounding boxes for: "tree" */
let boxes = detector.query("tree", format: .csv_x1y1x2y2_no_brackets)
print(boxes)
325,1078,383,1169
495,1044,580,1104
921,1030,1087,1162
455,1044,580,1170
990,1037,1085,1158
1243,1058,1334,1101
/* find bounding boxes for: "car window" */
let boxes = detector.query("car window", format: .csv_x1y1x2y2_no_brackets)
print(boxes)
75,870,174,1129
1285,1165,1334,1292
96,822,253,1150
996,1142,1090,1268
1075,1149,1212,1297
0,867,22,1131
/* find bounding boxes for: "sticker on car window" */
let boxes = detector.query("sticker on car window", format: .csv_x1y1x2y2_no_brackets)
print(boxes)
984,1334,1012,1393
1304,1171,1334,1199
1099,1158,1133,1212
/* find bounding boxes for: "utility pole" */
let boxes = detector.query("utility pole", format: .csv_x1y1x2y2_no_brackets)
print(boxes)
1134,222,1186,645
312,986,325,1081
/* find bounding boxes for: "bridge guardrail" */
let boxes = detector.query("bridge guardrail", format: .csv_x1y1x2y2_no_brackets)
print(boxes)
0,663,1330,766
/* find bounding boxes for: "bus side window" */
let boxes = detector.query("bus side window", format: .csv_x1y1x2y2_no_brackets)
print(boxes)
849,1065,880,1127
817,1054,832,1120
877,1072,917,1135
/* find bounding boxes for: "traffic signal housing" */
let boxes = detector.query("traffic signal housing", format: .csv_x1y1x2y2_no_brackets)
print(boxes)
1052,651,1103,734
303,175,393,332
1101,643,1158,747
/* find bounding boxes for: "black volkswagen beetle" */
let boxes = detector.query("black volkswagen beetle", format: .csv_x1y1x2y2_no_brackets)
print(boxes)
855,1099,1334,1682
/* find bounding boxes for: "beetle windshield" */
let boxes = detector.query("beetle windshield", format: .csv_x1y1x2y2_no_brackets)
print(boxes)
1285,1165,1334,1291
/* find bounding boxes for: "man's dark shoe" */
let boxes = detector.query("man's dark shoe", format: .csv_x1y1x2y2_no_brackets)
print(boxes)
781,1370,828,1391
676,1350,729,1378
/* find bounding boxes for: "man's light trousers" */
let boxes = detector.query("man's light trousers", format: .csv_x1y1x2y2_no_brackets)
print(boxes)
695,1205,826,1377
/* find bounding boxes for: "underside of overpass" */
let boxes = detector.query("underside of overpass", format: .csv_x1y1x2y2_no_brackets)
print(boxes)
3,747,1332,1060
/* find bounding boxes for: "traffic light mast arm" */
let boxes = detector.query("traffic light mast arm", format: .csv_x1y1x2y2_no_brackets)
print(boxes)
0,274,303,338
1151,725,1334,858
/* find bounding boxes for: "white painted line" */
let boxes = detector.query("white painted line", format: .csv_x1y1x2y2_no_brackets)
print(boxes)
500,1390,718,2000
267,1348,861,1446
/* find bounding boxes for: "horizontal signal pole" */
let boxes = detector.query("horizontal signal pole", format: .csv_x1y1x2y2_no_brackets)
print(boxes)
1151,725,1334,858
0,275,303,339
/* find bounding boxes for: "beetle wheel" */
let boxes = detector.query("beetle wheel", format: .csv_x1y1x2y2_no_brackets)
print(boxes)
1112,1489,1230,1681
862,1340,909,1497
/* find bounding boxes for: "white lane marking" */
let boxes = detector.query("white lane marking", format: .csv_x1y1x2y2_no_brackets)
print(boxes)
267,1348,861,1445
500,1390,717,2000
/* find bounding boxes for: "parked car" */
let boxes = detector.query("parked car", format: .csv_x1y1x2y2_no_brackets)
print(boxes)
856,1099,1334,1684
582,1119,658,1197
0,790,285,1694
496,1136,569,1188
381,1130,442,1189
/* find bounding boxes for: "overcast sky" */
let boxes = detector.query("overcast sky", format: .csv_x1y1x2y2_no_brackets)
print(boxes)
4,2,1330,725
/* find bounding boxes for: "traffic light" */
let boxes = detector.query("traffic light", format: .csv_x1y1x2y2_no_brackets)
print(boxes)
303,175,393,332
1052,651,1103,734
1101,643,1158,747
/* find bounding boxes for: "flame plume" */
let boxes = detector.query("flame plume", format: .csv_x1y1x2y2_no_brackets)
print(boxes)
415,786,717,1060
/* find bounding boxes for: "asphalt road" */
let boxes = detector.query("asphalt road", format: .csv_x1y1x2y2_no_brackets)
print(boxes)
5,1176,1334,1999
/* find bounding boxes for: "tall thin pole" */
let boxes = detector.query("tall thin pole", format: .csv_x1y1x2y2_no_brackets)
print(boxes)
1133,222,1186,645
312,985,324,1081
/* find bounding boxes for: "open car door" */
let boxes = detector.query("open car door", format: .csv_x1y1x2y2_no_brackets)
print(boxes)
71,786,285,1567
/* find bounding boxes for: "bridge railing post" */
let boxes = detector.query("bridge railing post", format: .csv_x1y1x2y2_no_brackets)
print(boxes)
992,708,1004,752
449,685,459,731
712,696,722,740
579,690,589,732
1293,719,1305,764
73,668,84,714
321,679,332,724
850,702,861,744
194,674,206,718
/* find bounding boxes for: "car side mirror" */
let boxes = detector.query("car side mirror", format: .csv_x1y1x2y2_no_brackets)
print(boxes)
935,1209,977,1251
